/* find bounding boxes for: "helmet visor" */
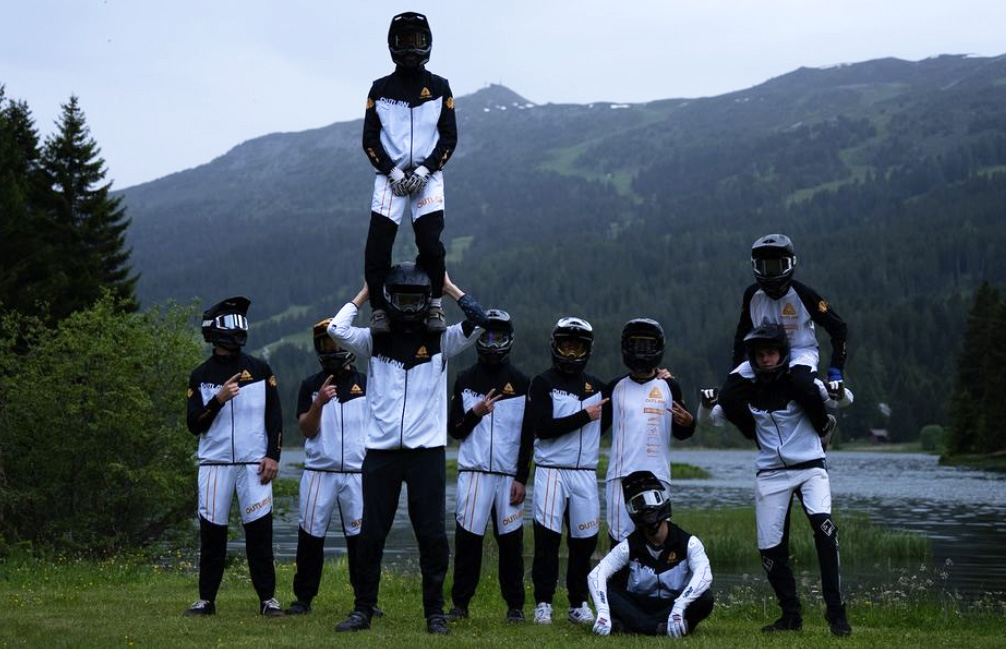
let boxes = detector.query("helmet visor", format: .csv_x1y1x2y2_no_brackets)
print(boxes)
624,335,661,356
315,335,341,354
752,257,794,278
479,329,513,350
206,313,248,331
625,488,669,516
393,30,429,50
556,338,588,359
390,291,428,314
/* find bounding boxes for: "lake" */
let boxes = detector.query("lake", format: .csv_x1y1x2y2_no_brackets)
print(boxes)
259,448,1005,599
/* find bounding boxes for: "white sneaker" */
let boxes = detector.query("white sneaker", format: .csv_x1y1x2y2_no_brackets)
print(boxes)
533,602,553,625
568,601,595,625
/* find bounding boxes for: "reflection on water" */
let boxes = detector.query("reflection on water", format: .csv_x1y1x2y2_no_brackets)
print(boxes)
250,449,1006,598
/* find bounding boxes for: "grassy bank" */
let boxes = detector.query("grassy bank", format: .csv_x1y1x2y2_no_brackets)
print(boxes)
1,555,1003,649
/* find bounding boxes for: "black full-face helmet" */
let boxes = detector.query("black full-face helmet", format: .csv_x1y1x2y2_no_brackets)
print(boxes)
383,263,432,324
201,296,250,349
621,318,665,374
751,234,797,299
313,318,355,376
388,11,432,69
744,323,791,381
622,470,672,535
550,316,593,375
477,309,514,366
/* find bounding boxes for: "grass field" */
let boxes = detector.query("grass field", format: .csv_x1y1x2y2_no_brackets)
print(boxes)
1,554,1004,649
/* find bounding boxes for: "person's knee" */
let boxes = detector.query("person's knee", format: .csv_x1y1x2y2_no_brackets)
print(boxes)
760,542,790,573
808,513,839,547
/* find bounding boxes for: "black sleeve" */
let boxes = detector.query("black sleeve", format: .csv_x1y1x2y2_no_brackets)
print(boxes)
731,285,758,367
514,402,534,485
295,377,315,419
599,379,614,434
717,372,757,440
362,81,394,175
792,281,848,371
186,369,222,435
425,77,456,171
264,364,283,461
449,375,481,441
666,378,696,440
524,375,591,440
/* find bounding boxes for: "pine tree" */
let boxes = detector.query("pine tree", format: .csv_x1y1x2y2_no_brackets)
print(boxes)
41,95,138,318
948,281,1000,454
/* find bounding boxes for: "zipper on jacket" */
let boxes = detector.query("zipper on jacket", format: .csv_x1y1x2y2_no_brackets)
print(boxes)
770,412,788,467
576,397,584,469
230,400,236,463
340,401,345,472
400,370,409,449
489,409,494,473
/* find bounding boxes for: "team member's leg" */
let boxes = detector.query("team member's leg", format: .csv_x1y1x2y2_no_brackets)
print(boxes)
450,471,490,614
196,516,229,605
404,447,450,621
364,213,399,313
493,476,526,615
191,465,238,610
290,470,337,610
684,590,716,632
411,173,446,301
756,472,801,630
337,473,365,597
531,468,566,622
796,468,850,635
605,478,633,547
566,469,600,621
605,582,666,634
353,451,404,617
237,465,278,612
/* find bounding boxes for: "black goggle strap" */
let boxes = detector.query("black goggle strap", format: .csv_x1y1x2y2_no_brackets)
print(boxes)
626,488,668,515
204,313,248,331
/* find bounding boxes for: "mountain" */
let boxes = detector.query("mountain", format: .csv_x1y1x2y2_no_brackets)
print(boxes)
121,54,1006,441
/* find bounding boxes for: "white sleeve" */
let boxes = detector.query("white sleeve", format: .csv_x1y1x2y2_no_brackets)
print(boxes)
673,536,713,612
328,302,373,358
588,540,630,624
697,403,727,428
441,322,482,359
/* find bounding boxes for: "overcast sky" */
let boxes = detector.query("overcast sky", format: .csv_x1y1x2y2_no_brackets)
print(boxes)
3,0,1004,188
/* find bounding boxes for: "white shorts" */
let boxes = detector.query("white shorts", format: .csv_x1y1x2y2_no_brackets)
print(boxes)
755,467,832,549
533,467,600,538
299,470,364,538
605,477,672,543
198,463,273,526
371,170,445,225
455,471,524,536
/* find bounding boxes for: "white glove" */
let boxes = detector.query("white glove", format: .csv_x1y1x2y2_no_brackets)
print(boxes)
826,379,845,402
592,616,612,636
667,606,688,638
388,167,409,197
699,387,719,409
403,165,431,195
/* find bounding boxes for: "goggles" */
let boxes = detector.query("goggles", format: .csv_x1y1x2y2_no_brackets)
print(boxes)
479,329,513,350
204,313,248,331
556,338,588,359
390,291,428,314
315,336,342,354
624,335,660,355
752,256,795,278
625,488,669,516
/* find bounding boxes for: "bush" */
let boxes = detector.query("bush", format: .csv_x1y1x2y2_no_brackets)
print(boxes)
0,295,203,555
918,424,945,452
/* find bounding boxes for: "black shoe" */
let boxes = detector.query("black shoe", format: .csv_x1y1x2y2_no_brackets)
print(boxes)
427,614,450,635
336,610,371,632
446,606,468,621
371,605,385,618
425,306,446,333
827,606,852,637
285,600,311,615
260,598,284,617
183,599,215,617
506,608,525,623
761,616,802,632
370,309,390,334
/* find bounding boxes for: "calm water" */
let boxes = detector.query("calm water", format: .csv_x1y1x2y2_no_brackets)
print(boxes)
258,448,1005,598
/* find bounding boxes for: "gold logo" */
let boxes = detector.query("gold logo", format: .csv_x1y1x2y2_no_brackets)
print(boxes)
350,384,363,395
240,370,253,382
503,382,515,396
818,299,830,313
366,97,374,110
187,388,193,398
416,345,429,360
446,96,454,109
585,381,593,392
419,87,432,100
781,303,797,317
268,375,277,387
649,387,662,399
668,551,677,562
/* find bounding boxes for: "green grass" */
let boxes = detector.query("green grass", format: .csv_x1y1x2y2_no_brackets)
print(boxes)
1,554,1003,648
